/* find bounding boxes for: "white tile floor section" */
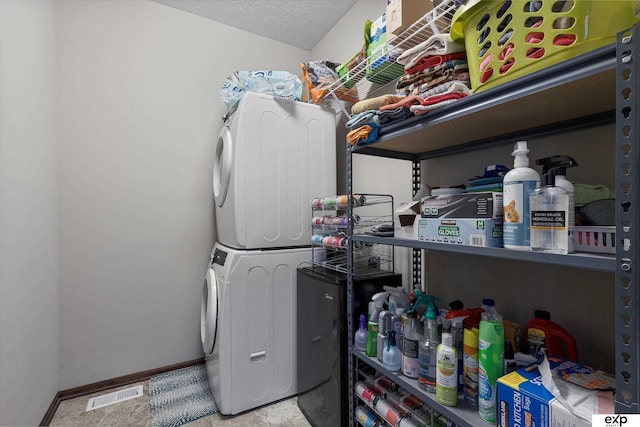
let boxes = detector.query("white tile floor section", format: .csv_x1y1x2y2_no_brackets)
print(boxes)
49,381,312,427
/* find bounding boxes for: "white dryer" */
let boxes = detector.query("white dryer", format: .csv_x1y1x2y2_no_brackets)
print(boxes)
214,91,336,250
201,242,311,415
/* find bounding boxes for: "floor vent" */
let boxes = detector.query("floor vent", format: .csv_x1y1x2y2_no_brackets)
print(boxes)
85,385,144,411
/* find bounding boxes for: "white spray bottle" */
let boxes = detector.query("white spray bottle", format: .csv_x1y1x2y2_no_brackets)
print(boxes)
502,141,541,250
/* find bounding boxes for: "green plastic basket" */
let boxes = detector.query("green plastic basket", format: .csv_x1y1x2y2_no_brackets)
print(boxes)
451,0,640,92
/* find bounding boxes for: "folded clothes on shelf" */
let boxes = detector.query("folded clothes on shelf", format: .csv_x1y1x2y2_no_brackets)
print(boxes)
396,33,465,69
351,94,405,115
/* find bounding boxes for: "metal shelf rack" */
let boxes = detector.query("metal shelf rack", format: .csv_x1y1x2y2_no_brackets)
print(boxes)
345,24,640,426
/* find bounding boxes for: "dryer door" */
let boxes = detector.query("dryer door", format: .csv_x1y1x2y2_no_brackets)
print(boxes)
201,267,218,356
213,126,233,208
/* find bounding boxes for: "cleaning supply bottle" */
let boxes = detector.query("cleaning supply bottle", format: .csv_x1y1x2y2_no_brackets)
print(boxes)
525,309,578,363
436,332,458,407
384,285,410,314
402,310,423,379
502,141,541,250
355,314,368,352
377,310,392,362
393,308,405,352
366,292,388,357
478,300,504,424
445,309,472,393
383,331,402,372
535,155,578,252
463,326,480,406
529,162,570,254
418,298,440,393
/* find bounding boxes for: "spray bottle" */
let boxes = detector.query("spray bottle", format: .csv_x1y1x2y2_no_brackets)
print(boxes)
535,155,578,252
402,296,425,379
366,292,388,357
355,314,368,352
502,141,541,250
530,156,576,254
445,309,472,393
383,331,402,372
418,295,440,392
478,299,504,424
384,285,410,314
377,311,393,362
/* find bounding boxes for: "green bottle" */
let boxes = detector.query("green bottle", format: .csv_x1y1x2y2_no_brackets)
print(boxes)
478,299,504,424
366,292,388,357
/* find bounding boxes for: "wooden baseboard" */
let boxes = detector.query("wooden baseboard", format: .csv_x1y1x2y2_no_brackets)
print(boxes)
40,357,205,426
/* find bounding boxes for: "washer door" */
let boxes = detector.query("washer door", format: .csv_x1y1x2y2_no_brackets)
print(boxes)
213,126,233,208
200,267,218,356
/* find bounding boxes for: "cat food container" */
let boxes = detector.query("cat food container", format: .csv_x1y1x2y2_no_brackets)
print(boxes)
450,0,640,92
573,226,616,254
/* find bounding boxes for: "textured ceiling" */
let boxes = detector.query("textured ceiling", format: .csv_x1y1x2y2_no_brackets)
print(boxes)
153,0,358,50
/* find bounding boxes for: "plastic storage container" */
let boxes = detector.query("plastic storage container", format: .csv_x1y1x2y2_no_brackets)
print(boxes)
450,0,640,92
573,226,616,254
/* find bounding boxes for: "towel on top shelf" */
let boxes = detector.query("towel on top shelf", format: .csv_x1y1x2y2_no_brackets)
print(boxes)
396,33,466,69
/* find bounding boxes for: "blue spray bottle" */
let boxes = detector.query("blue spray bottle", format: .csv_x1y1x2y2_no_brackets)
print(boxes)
383,331,401,372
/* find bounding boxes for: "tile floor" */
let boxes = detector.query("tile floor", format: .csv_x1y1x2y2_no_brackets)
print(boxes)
49,380,312,427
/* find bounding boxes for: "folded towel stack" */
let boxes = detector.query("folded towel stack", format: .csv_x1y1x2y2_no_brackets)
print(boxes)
396,34,473,115
344,34,475,146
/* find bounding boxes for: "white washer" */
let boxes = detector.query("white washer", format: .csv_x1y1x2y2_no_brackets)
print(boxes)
214,91,336,250
201,242,311,415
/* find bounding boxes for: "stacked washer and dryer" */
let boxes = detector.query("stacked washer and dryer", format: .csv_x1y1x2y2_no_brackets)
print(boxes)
201,92,337,415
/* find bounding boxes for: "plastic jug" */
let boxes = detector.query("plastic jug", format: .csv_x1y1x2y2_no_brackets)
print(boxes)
524,310,578,363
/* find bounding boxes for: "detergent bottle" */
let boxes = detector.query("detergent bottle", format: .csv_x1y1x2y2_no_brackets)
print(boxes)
366,292,388,357
478,299,504,424
525,310,578,363
502,141,541,250
446,309,472,393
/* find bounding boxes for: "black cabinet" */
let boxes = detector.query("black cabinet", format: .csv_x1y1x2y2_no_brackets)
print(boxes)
297,266,401,427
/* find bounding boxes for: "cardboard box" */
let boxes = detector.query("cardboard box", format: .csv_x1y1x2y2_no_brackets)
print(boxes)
497,361,615,427
386,0,434,36
418,218,503,247
421,192,503,219
394,201,421,239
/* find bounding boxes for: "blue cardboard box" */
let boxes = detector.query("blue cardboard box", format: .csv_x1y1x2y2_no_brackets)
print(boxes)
498,366,552,427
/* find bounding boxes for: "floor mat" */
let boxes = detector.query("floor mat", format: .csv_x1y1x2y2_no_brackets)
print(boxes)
149,364,219,427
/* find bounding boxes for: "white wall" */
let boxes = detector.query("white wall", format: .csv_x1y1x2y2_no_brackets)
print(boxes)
0,1,59,425
57,0,310,389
